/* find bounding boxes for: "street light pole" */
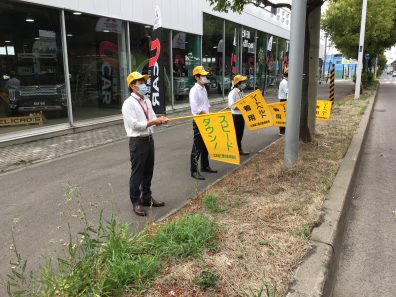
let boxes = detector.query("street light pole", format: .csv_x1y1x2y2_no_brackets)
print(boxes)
354,0,368,99
284,0,307,167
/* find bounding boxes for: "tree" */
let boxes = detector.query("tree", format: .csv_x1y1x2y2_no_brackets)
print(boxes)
322,0,396,64
207,0,325,142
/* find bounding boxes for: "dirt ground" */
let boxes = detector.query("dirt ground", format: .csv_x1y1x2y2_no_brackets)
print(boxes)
144,91,372,297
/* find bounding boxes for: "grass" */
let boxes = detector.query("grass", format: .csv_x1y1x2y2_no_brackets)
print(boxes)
196,269,219,290
202,193,230,213
6,213,218,297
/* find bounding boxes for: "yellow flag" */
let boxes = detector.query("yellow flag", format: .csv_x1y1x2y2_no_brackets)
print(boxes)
316,100,332,121
268,101,287,127
234,89,273,130
194,112,240,165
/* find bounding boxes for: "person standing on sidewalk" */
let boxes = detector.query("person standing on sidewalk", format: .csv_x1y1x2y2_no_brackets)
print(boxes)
228,74,250,156
189,66,217,180
278,70,288,135
122,71,168,216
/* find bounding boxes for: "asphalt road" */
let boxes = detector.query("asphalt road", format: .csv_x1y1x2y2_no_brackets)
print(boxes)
0,81,355,288
332,76,396,296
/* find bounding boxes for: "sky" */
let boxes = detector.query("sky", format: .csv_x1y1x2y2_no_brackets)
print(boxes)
385,47,396,64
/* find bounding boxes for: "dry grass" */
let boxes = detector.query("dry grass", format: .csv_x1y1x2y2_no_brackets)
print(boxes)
145,91,373,297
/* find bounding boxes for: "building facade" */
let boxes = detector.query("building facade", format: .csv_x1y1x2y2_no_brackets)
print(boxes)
0,0,290,143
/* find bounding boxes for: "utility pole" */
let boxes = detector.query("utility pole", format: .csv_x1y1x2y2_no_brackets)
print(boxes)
284,0,307,167
354,0,368,100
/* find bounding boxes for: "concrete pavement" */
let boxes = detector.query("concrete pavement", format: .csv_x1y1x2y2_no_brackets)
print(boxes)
332,77,396,296
0,81,355,288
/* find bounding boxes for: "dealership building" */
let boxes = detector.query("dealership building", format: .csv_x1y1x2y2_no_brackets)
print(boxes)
0,0,290,144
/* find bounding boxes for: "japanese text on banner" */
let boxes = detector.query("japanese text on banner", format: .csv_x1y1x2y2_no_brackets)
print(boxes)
234,89,273,130
268,102,287,127
194,112,240,165
316,100,332,121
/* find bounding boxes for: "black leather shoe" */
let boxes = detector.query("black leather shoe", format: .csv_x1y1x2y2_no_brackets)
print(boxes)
133,204,147,216
191,172,205,180
142,198,165,207
201,167,218,173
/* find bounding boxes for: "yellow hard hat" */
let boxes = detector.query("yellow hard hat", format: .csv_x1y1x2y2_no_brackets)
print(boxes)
192,65,209,76
233,75,248,86
127,72,149,86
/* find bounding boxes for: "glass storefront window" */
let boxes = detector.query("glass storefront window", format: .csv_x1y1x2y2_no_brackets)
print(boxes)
65,12,128,122
256,31,268,92
0,1,67,135
225,21,241,93
264,35,277,93
172,31,201,104
241,26,256,90
202,14,226,100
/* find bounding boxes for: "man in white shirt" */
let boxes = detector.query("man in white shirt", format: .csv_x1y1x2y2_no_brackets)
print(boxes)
122,71,168,216
278,70,288,135
189,66,217,180
228,74,250,156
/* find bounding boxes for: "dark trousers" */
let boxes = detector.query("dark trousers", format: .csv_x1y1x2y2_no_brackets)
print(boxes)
191,121,209,173
279,99,287,134
129,138,154,205
232,114,245,151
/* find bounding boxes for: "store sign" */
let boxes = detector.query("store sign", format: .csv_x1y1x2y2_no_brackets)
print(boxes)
95,17,122,33
98,41,119,105
267,36,273,51
148,6,165,114
0,115,44,127
172,32,186,50
242,29,254,53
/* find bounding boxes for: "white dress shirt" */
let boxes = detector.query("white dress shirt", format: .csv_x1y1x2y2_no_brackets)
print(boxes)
189,83,211,115
122,93,157,137
278,78,288,100
228,87,244,115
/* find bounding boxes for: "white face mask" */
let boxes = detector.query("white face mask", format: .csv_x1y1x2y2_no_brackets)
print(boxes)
201,76,208,84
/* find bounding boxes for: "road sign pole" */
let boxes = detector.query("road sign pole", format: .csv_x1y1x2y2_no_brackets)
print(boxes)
354,0,368,100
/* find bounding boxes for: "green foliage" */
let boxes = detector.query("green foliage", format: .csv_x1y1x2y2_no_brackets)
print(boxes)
251,282,283,297
202,193,230,213
6,213,218,296
196,269,219,289
322,0,396,58
294,224,310,238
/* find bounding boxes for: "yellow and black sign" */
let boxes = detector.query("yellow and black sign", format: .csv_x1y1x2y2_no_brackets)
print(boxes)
268,102,287,127
316,100,332,121
194,112,240,165
234,89,273,130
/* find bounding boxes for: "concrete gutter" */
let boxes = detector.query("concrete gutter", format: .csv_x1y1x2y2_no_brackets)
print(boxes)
286,88,378,297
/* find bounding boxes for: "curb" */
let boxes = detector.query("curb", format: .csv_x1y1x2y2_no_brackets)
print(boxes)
286,88,379,297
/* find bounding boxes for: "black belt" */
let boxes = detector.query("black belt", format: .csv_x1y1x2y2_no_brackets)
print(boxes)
130,135,153,141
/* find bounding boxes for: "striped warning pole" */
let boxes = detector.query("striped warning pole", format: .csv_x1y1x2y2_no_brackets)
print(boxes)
329,64,335,103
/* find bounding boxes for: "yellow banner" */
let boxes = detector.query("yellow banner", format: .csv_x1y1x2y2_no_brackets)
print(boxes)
234,89,273,130
268,102,287,127
316,100,333,121
194,112,240,165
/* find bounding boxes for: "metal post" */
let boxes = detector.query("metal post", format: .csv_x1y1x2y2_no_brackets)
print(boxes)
330,64,335,102
60,9,74,127
354,0,368,99
254,30,257,90
169,30,174,110
284,0,307,167
222,20,226,100
322,34,327,82
126,22,132,73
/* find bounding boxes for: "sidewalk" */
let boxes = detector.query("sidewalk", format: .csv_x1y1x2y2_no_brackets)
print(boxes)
332,79,396,296
0,81,353,173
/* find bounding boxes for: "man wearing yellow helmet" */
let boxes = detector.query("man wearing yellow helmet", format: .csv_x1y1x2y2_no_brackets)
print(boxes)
122,71,168,216
189,66,218,180
228,75,250,156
